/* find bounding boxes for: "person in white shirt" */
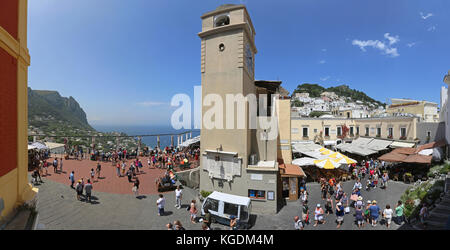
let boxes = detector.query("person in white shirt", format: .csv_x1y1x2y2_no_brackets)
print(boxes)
175,186,183,209
383,204,393,228
353,179,362,191
293,216,304,230
157,194,166,216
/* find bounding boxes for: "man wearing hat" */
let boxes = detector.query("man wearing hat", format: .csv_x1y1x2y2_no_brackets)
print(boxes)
335,202,345,228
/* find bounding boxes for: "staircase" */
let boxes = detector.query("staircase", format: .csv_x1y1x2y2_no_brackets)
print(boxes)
424,175,450,230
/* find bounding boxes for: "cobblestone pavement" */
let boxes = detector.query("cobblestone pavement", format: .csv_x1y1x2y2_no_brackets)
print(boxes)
34,176,412,230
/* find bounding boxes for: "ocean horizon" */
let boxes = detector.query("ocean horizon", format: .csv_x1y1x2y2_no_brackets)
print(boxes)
93,125,200,149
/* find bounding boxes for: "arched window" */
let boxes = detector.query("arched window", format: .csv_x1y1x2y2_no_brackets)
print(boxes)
214,14,230,27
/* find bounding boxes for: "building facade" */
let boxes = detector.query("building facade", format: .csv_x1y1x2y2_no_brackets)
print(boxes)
0,0,37,223
291,116,419,144
198,5,282,214
387,98,439,123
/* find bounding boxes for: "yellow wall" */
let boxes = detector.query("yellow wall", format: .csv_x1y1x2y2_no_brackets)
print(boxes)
291,116,419,142
0,0,37,220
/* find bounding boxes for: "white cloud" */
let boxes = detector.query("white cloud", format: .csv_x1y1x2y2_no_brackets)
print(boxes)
320,76,330,81
135,101,167,107
319,60,326,64
352,33,400,57
384,33,400,45
427,25,436,32
407,42,417,48
420,12,434,20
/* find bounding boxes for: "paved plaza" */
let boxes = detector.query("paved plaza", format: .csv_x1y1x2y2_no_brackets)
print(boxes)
33,173,412,230
37,156,195,195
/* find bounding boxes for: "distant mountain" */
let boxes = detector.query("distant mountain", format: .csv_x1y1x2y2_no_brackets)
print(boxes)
292,83,385,107
28,87,94,131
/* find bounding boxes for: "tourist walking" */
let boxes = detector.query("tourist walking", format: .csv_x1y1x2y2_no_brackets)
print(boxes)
302,200,309,225
175,186,183,209
365,200,372,224
355,204,364,228
96,162,101,179
419,203,429,228
53,158,58,173
116,163,121,177
321,182,328,200
88,167,94,180
335,202,345,228
133,177,140,197
190,200,198,224
157,194,165,216
75,180,83,201
60,158,63,173
69,171,75,188
294,216,304,230
383,204,393,228
394,201,405,225
369,200,381,227
300,188,308,204
313,204,325,227
84,179,93,203
325,195,333,215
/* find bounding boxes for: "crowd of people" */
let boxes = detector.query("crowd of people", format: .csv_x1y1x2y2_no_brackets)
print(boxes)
293,158,407,230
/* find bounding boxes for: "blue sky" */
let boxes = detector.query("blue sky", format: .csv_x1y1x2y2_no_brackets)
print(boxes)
28,0,450,126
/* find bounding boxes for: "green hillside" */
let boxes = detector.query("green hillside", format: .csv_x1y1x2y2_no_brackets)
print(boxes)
292,83,384,107
28,87,94,131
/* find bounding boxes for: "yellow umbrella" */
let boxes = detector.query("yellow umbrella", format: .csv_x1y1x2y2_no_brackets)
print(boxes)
319,148,327,152
332,156,357,164
320,149,332,155
328,152,344,159
314,158,341,169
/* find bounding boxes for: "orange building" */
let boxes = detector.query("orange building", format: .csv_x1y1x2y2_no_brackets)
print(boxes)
0,0,37,223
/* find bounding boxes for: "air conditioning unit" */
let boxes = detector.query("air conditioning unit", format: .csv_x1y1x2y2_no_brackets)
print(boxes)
249,154,258,165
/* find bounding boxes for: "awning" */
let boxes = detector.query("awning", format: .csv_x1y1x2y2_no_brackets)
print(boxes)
366,139,393,151
179,135,200,148
28,145,37,150
44,142,65,150
390,141,415,148
292,157,316,166
279,164,306,177
30,142,48,150
378,152,408,162
392,147,416,155
403,154,432,164
416,139,446,152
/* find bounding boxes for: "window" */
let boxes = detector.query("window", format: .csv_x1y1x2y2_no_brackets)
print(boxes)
204,198,219,212
223,202,239,216
388,127,393,138
365,127,369,136
337,126,342,136
324,127,330,137
248,189,265,199
302,127,308,137
214,14,230,27
356,126,360,135
400,127,407,138
376,127,381,137
314,129,318,133
347,112,350,118
350,126,354,136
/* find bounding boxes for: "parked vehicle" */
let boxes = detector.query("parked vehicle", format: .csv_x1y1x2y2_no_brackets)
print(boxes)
201,191,252,229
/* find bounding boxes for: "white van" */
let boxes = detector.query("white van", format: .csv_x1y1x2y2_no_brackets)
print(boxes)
201,191,252,228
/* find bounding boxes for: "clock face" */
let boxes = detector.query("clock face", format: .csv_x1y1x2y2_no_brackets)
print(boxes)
245,43,254,75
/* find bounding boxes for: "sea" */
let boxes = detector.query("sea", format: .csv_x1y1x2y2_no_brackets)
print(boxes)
93,125,200,149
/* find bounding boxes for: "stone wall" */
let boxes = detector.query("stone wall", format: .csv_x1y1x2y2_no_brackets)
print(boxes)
177,167,200,189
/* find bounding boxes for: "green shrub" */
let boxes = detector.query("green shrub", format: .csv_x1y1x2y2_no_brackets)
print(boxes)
200,190,212,198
